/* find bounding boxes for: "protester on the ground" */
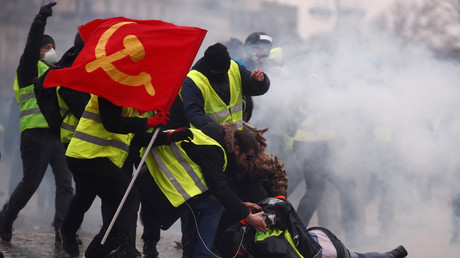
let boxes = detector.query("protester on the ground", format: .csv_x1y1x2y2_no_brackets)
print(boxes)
134,123,268,258
0,2,74,244
219,197,409,258
213,122,287,254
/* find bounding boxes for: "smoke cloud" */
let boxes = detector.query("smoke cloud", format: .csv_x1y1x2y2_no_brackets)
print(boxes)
1,1,460,256
251,16,460,256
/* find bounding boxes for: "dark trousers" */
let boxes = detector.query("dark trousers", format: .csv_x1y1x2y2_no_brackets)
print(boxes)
294,141,329,226
59,173,97,237
135,166,184,243
294,141,365,243
0,128,73,230
66,157,140,249
60,149,138,238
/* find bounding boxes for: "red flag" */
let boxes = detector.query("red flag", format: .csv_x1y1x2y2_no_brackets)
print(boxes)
44,17,206,111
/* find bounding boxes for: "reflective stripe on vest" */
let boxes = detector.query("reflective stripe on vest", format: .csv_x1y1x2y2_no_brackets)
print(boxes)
186,60,243,129
255,227,304,258
56,86,80,144
66,94,136,167
142,128,227,207
294,116,335,142
13,61,49,132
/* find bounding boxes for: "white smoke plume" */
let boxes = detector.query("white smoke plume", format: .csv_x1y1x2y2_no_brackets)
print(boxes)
251,18,460,256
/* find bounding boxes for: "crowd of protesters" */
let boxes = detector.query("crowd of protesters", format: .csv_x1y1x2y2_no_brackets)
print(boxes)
0,2,409,258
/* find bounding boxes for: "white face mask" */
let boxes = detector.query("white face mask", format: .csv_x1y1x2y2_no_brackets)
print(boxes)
42,48,57,66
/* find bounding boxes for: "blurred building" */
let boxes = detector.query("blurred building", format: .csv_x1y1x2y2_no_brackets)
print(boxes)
0,0,298,99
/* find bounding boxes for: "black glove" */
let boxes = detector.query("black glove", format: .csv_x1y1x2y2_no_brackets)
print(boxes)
37,2,56,22
167,128,193,143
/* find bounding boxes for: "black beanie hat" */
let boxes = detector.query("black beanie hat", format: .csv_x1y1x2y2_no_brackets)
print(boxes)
41,34,55,49
203,43,231,72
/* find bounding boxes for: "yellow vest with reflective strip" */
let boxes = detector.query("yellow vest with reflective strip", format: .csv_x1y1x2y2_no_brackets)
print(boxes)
294,115,335,142
56,86,81,144
141,128,227,207
66,94,138,168
186,60,243,129
13,60,49,132
255,227,304,258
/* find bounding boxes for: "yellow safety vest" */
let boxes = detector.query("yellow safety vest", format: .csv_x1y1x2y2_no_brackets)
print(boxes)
186,60,243,129
294,115,336,143
66,94,138,168
141,128,227,207
13,60,49,132
56,86,81,144
255,226,304,258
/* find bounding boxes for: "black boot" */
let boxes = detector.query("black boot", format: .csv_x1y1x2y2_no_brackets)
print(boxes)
143,239,159,257
59,228,80,257
55,229,83,245
385,245,408,258
85,233,114,258
105,234,140,258
106,246,141,258
0,210,13,242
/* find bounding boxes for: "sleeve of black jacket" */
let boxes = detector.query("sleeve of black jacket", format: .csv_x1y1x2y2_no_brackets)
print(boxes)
16,14,48,88
239,65,270,96
58,87,90,119
98,96,149,134
182,142,250,220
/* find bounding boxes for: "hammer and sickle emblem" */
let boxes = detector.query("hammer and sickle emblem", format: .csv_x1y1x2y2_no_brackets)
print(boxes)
85,22,155,96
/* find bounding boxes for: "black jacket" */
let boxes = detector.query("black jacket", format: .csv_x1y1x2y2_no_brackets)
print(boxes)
17,15,48,89
181,141,250,220
219,197,322,258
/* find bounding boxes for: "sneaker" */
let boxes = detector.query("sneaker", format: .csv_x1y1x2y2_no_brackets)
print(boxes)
0,211,13,242
386,245,408,258
143,240,159,257
59,229,80,257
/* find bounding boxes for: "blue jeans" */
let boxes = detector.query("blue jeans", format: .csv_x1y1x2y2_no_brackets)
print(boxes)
181,194,222,258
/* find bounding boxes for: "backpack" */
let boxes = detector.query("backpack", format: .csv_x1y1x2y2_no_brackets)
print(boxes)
33,69,66,134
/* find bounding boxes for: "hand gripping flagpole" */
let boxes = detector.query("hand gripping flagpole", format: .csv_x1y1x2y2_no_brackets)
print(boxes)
101,127,161,245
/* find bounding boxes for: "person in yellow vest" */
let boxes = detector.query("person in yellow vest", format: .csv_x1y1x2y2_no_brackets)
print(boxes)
34,33,90,256
0,2,75,244
133,124,268,258
242,32,273,122
219,197,408,258
65,94,169,258
180,43,270,142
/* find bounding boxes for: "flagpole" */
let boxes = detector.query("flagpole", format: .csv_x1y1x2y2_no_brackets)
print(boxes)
101,127,161,245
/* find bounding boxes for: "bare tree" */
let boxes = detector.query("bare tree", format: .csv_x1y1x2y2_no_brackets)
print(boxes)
376,0,460,59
